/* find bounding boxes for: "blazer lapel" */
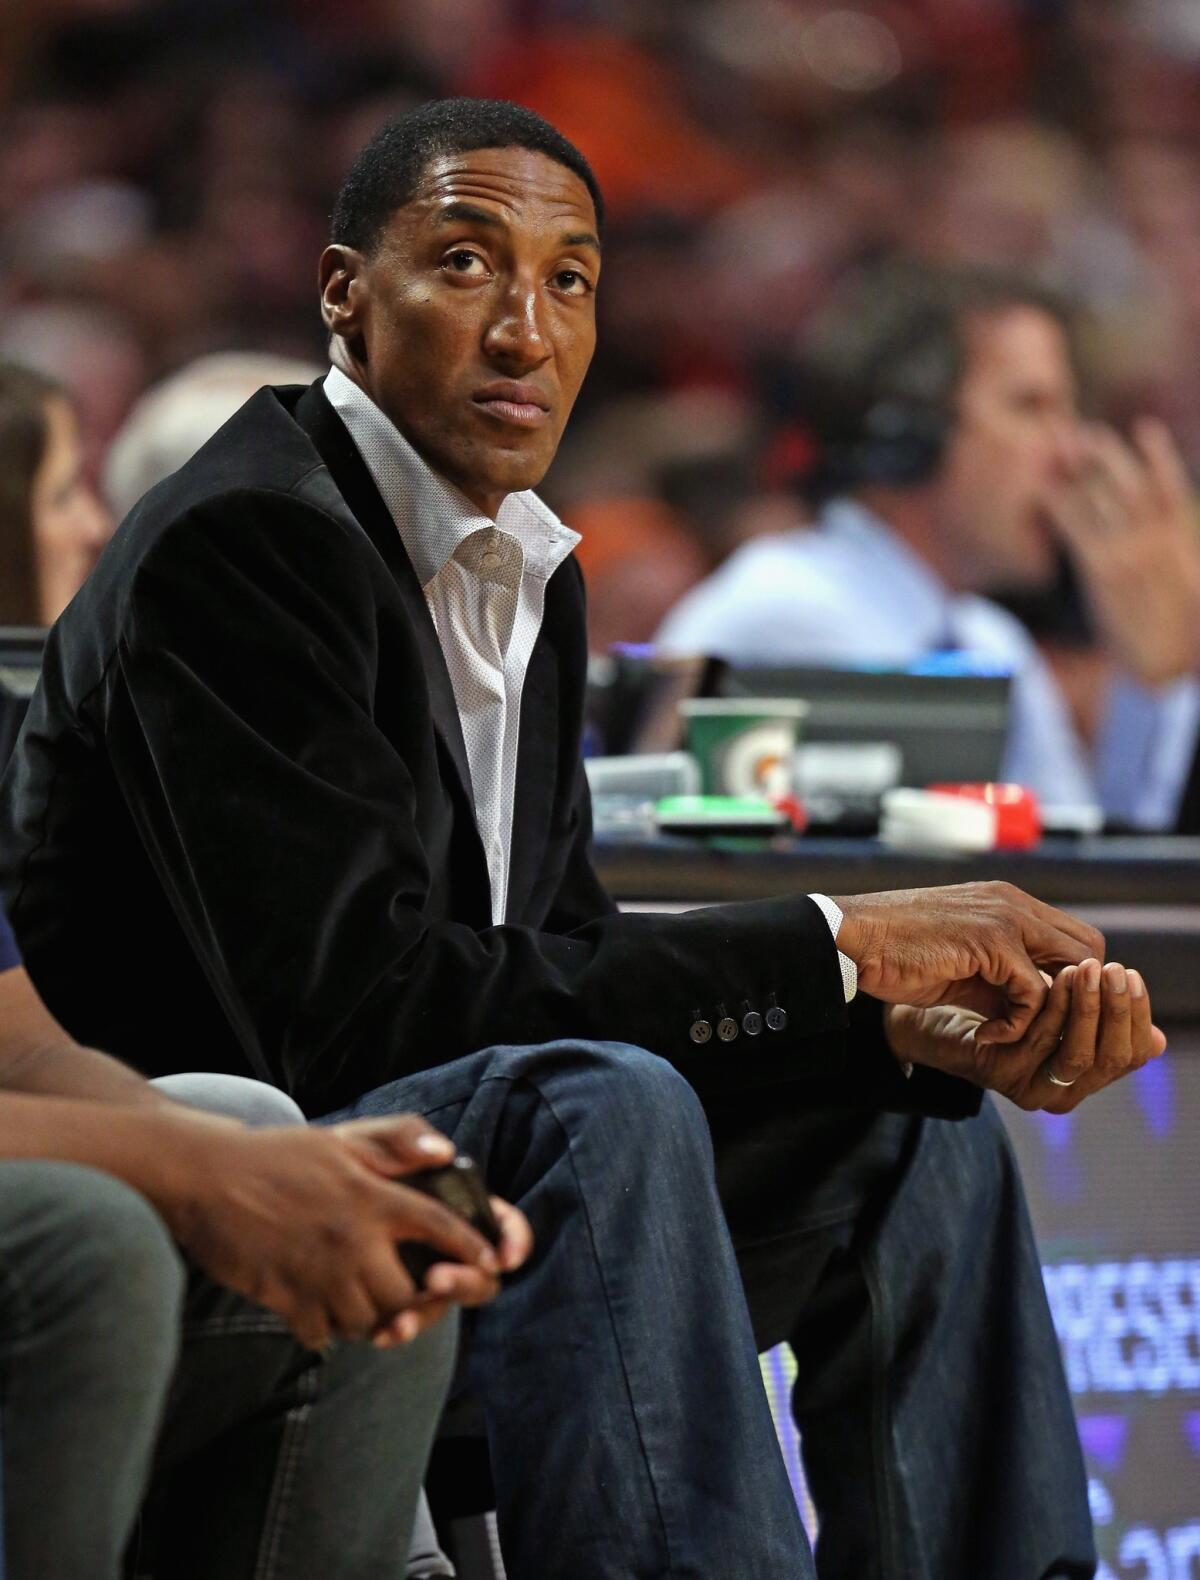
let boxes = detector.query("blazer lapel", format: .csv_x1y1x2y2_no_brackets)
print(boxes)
290,381,475,807
507,555,589,922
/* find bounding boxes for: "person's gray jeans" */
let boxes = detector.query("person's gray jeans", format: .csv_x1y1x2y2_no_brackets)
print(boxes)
153,1069,308,1126
153,1072,456,1578
0,1076,457,1580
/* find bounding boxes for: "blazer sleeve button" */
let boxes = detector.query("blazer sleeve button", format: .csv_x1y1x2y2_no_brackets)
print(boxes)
765,1005,788,1031
717,1016,739,1042
690,1019,713,1045
742,1009,764,1036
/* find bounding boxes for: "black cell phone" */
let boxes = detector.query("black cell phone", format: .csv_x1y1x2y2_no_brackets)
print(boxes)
401,1154,502,1283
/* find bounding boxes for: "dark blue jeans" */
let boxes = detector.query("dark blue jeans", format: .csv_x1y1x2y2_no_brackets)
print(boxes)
724,1098,1096,1580
328,1039,816,1580
336,1047,1096,1580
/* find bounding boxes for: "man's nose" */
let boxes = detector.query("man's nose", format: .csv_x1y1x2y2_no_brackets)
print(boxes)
482,279,549,370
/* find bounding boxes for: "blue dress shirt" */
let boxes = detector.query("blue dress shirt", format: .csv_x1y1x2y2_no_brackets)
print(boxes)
656,501,1199,824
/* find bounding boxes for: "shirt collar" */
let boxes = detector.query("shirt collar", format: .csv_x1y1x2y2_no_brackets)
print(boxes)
323,365,578,589
818,498,957,638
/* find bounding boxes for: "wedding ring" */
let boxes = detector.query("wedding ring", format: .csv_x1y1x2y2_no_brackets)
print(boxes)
1043,1063,1078,1089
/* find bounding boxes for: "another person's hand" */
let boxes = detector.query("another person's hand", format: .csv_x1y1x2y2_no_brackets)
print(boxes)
834,882,1104,1043
330,1116,533,1347
1044,419,1200,687
162,1113,510,1350
883,959,1166,1112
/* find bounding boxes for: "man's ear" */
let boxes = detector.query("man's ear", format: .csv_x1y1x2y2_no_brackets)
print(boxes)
319,244,368,345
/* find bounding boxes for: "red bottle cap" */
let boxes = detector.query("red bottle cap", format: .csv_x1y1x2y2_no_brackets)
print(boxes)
926,783,1041,849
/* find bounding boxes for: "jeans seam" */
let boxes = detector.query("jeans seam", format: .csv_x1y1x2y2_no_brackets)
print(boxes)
253,1361,319,1580
859,1112,932,1580
734,1205,862,1250
0,1258,34,1358
860,1243,900,1580
416,1090,485,1121
183,1314,290,1339
486,1068,677,1578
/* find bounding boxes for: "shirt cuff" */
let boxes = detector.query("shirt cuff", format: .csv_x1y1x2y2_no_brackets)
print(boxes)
807,892,858,1004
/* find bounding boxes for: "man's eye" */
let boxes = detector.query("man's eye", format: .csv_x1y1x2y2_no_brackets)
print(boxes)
444,250,487,276
554,269,592,296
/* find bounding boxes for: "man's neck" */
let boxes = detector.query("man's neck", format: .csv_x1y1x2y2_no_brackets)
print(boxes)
855,486,972,594
325,351,507,520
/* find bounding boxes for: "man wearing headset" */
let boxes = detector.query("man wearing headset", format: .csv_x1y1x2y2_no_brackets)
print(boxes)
658,262,1200,829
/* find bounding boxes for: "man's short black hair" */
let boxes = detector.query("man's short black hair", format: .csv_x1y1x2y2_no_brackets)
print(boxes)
331,97,604,254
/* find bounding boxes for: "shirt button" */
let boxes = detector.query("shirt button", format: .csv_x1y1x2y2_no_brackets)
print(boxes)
480,550,502,570
689,1019,713,1045
765,1005,788,1032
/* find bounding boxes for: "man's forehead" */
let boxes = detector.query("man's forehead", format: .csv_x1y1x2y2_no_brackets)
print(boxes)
965,305,1074,382
967,304,1068,358
408,146,597,227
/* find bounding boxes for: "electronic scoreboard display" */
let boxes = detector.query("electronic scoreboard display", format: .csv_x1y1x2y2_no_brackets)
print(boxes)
761,1046,1200,1574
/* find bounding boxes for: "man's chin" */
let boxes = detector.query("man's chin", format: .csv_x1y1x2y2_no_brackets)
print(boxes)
477,447,555,500
417,439,552,511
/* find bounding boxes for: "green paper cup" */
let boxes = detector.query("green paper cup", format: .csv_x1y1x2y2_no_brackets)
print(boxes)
679,698,808,798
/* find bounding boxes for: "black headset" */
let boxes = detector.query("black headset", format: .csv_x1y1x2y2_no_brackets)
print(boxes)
764,272,970,498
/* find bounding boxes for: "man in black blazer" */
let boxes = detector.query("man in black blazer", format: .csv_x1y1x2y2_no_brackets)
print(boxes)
1,99,1159,1579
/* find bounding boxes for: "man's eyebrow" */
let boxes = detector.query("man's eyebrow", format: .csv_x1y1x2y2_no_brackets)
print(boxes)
435,201,506,229
433,202,601,252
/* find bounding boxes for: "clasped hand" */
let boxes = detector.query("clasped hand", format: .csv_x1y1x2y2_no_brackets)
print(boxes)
835,880,1104,1043
169,1113,531,1352
884,959,1166,1113
832,881,1164,1110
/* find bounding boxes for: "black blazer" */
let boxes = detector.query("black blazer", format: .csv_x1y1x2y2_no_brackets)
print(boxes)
0,381,977,1122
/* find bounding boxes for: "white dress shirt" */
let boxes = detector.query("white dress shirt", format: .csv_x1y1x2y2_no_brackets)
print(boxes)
657,500,1200,826
326,367,856,1010
325,366,579,924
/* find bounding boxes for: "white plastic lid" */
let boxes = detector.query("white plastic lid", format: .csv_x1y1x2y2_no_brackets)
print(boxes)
879,788,997,852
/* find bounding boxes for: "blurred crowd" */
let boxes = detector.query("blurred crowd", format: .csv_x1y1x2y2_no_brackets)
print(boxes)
4,0,1200,660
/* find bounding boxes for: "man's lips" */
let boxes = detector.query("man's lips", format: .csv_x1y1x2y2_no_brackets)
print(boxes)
472,382,551,429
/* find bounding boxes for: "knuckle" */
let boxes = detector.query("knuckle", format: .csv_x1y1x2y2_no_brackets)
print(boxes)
411,1195,456,1236
1093,1040,1128,1076
318,1218,367,1271
1058,1041,1094,1075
